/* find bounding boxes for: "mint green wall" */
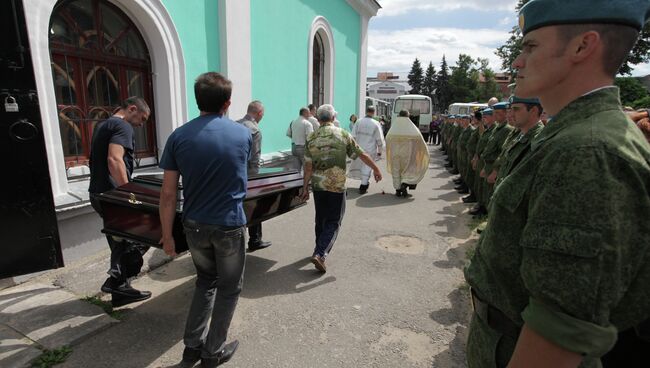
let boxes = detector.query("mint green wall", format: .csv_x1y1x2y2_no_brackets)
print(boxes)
251,0,361,153
162,0,220,118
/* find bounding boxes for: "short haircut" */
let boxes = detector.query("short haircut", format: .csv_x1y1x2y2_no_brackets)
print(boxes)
299,107,310,116
247,100,263,114
120,96,150,114
474,111,483,121
555,24,639,76
525,104,543,116
308,104,317,111
366,106,376,114
316,104,335,123
399,110,409,117
194,72,232,113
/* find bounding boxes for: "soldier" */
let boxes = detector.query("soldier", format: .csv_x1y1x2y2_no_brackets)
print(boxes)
469,108,496,217
495,96,544,186
461,111,483,204
478,102,513,207
464,1,650,367
454,115,474,194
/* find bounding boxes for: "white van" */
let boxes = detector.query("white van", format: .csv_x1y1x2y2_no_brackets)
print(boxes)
448,102,487,116
391,95,433,134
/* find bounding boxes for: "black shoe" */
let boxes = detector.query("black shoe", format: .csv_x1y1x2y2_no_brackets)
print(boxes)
359,184,369,194
101,277,151,299
449,169,459,175
180,345,202,368
453,178,463,184
468,206,485,216
454,184,465,191
201,340,239,368
248,241,272,252
395,190,402,197
462,194,477,203
458,187,470,195
408,184,417,190
444,163,453,168
111,292,152,307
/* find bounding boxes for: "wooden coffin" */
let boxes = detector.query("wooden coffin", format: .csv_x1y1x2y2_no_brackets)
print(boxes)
97,167,306,253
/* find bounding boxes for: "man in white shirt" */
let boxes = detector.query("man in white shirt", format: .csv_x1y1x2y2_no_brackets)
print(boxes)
286,107,314,171
348,106,385,194
307,104,320,131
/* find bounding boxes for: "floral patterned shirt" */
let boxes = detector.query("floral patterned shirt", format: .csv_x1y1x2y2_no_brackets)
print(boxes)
304,123,364,193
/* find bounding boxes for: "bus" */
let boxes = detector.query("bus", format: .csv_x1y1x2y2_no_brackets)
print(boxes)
448,102,487,116
391,95,433,134
365,97,392,120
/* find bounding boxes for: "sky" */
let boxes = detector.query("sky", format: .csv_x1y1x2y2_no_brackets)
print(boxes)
367,0,650,78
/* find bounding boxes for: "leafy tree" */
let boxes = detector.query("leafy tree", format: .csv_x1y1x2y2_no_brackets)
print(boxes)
407,58,424,94
422,62,437,100
449,54,479,103
632,95,650,109
496,0,650,76
615,77,650,106
435,55,452,111
476,58,501,101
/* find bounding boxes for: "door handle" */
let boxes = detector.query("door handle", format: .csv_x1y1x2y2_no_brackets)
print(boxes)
9,119,38,142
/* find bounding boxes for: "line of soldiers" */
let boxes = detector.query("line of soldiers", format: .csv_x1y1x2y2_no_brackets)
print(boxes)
440,96,544,220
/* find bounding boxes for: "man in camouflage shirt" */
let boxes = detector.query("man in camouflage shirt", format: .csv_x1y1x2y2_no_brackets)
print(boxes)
301,104,382,273
464,0,650,367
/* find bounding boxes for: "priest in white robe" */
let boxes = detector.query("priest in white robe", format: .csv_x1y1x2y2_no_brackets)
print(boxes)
386,110,430,197
348,106,385,194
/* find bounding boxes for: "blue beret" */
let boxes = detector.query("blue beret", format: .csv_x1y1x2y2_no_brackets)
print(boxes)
511,95,541,106
492,102,509,110
519,0,650,35
448,115,456,118
481,108,494,116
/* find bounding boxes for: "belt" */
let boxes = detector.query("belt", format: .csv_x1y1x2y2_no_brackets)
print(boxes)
471,288,521,340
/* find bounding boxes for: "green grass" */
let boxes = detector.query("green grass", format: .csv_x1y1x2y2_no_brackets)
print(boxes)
82,296,125,320
32,346,72,368
466,215,487,230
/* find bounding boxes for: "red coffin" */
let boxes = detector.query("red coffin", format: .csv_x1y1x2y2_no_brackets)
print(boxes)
96,167,306,253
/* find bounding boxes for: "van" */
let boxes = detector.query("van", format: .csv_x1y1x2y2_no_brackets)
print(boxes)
448,102,487,116
391,95,433,134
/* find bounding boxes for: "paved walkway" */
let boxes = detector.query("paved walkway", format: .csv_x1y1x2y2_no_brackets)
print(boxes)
2,146,478,368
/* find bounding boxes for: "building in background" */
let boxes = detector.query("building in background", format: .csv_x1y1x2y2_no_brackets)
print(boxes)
366,72,410,107
2,0,381,282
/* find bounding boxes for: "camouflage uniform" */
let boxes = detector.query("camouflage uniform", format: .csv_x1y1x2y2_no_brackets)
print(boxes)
464,88,650,367
473,124,496,207
455,125,474,181
464,127,482,190
495,123,543,186
479,121,514,207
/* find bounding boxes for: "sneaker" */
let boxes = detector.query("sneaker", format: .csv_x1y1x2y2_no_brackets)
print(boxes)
201,340,239,368
310,255,327,273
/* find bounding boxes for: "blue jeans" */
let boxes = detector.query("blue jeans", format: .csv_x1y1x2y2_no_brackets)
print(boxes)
313,191,346,259
182,220,246,358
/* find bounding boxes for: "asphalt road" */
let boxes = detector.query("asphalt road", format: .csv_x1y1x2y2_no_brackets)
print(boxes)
60,147,476,368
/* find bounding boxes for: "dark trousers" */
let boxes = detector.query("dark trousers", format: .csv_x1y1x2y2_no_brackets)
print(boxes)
431,130,440,145
312,191,346,259
90,194,149,283
182,220,246,358
248,223,263,246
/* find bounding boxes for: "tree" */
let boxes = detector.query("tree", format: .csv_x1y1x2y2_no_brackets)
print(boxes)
495,0,650,76
422,62,437,100
615,77,650,106
407,58,424,94
449,54,479,103
476,58,502,101
435,55,452,111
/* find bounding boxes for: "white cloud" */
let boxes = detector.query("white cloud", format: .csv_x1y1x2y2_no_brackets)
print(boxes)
367,27,509,75
377,0,518,17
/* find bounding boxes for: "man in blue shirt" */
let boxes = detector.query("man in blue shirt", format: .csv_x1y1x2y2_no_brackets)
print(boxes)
159,72,251,368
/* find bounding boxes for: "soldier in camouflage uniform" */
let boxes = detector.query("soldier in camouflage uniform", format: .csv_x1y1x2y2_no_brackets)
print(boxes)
478,102,513,209
454,116,474,194
469,109,496,217
464,0,650,367
495,96,544,186
462,112,483,204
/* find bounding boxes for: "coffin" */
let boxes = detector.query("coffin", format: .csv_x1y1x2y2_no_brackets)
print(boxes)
96,167,306,253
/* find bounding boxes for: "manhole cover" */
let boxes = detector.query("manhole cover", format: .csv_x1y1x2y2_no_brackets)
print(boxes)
376,235,425,254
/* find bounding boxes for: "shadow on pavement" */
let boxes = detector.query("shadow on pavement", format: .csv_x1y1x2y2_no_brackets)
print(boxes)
353,193,415,208
429,289,472,368
241,256,336,299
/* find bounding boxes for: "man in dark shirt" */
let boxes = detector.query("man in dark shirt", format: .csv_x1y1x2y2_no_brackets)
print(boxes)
237,100,272,252
88,96,151,307
160,72,251,368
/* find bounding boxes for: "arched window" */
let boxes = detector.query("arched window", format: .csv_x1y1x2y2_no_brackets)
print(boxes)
49,0,155,174
312,32,325,107
308,17,334,108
